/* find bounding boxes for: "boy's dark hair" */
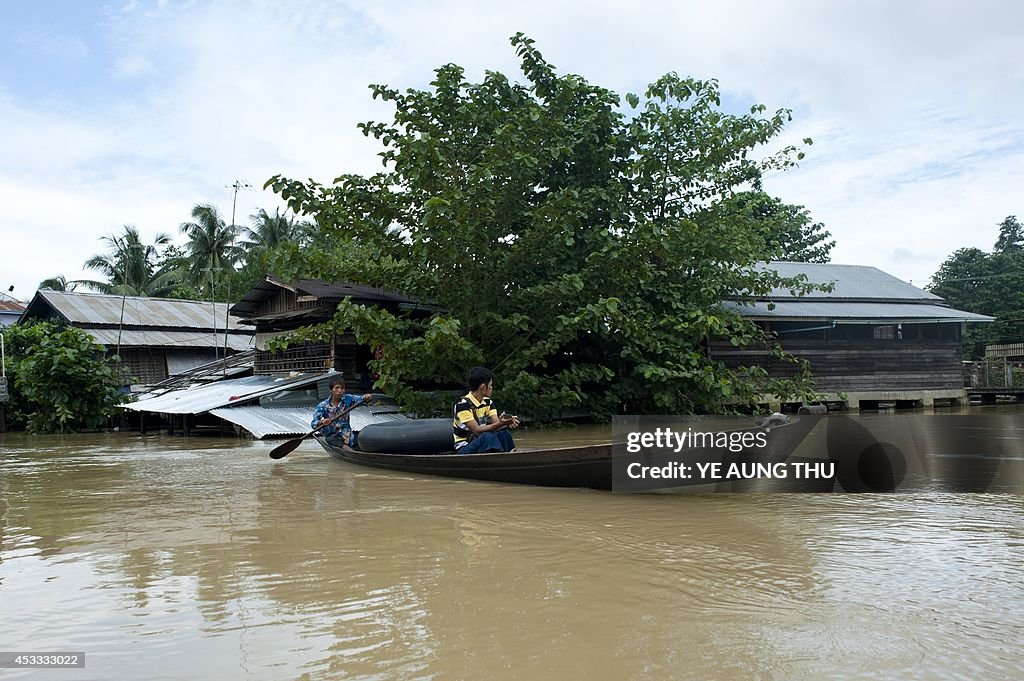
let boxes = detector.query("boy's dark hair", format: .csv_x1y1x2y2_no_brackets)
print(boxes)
467,367,493,391
329,375,345,389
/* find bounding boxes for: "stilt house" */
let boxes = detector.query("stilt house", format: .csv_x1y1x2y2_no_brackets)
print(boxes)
716,262,993,408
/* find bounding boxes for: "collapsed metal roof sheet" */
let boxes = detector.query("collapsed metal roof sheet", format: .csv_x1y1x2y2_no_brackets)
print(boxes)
208,406,312,438
89,328,254,350
28,290,250,330
142,350,256,395
209,404,408,439
122,372,330,415
723,300,994,322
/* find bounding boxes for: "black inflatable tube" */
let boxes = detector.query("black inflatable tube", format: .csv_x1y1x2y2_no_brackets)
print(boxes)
356,418,454,455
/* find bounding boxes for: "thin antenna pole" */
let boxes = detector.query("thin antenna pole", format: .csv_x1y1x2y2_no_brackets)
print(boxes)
116,292,127,360
116,251,129,361
224,180,251,376
212,275,217,361
201,267,220,361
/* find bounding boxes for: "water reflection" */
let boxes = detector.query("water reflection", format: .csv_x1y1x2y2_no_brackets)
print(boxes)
0,412,1022,680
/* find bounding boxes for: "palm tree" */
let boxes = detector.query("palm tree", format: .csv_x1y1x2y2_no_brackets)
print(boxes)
179,204,243,298
244,207,310,253
76,226,180,297
39,275,78,292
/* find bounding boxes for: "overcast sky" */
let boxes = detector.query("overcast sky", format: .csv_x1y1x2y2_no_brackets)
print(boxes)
2,0,1022,301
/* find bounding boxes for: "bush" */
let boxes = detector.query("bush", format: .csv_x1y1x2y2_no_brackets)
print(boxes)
4,322,124,433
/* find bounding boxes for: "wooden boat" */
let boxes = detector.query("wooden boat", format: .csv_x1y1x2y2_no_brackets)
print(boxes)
315,408,825,490
318,437,616,488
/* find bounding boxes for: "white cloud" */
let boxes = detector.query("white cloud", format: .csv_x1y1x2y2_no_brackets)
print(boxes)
2,0,1023,299
114,54,156,79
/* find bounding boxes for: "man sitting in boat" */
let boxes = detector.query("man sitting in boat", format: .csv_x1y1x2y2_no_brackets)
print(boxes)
312,376,372,448
453,367,520,454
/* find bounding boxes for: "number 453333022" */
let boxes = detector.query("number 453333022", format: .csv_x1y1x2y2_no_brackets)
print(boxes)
0,652,85,668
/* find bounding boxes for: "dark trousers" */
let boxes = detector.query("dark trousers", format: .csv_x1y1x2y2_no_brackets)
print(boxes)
459,430,515,454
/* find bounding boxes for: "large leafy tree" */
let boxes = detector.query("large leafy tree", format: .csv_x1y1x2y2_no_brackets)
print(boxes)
77,225,180,297
179,204,243,299
266,34,820,416
929,216,1024,358
721,191,833,263
993,215,1023,254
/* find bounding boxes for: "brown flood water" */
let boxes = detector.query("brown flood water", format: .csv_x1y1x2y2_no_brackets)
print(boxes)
0,417,1022,680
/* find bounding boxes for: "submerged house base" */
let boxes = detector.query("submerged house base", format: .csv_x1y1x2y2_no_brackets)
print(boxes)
719,262,993,411
765,389,966,413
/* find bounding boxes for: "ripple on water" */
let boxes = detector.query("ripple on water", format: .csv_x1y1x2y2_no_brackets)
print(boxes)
1,431,1023,679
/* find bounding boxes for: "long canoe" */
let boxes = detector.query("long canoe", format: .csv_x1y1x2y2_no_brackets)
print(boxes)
318,438,616,489
315,409,824,490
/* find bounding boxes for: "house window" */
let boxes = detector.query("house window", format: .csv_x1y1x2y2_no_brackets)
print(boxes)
873,325,897,340
117,348,167,384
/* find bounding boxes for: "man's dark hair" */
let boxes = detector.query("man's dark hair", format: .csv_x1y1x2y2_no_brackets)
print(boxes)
329,375,345,389
467,367,493,391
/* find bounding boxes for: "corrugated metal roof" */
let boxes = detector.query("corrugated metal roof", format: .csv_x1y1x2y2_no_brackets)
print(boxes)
292,278,420,304
209,404,408,439
754,262,942,301
89,328,253,350
122,372,330,414
723,300,994,322
32,291,249,330
239,306,331,325
230,275,425,318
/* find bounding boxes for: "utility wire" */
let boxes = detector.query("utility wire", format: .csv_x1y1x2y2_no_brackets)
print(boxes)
932,271,1024,283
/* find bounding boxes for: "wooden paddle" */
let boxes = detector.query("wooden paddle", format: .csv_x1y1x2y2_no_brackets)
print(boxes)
268,398,369,459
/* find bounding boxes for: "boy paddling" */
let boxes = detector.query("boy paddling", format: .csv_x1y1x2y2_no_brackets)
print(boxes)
312,376,372,448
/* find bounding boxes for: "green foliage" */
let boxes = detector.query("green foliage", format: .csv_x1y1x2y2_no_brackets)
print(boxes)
76,225,182,297
244,208,313,254
154,244,200,299
993,215,1023,254
38,275,78,292
179,204,244,299
929,216,1024,358
4,322,124,433
47,204,321,304
720,191,834,262
265,34,823,417
167,205,313,303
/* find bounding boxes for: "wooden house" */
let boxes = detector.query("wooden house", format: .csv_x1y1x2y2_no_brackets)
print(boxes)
229,276,429,391
715,262,993,409
20,290,254,388
985,343,1024,362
